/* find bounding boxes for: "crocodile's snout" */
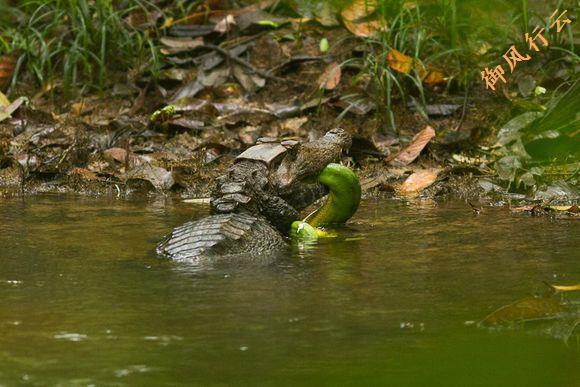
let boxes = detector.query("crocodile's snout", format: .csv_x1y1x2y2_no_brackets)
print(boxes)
274,128,352,192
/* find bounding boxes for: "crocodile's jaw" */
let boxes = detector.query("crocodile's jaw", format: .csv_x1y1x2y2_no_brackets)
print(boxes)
274,128,352,192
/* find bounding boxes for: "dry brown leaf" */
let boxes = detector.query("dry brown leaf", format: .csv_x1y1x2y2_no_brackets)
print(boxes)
125,9,161,29
318,62,341,90
3,97,25,116
389,125,436,166
343,19,384,37
160,36,204,49
169,10,228,27
182,198,211,204
69,167,98,181
387,50,446,85
103,148,144,167
421,68,446,86
0,55,15,90
481,297,565,326
399,169,439,193
342,0,377,21
214,14,236,33
103,147,129,163
70,101,94,116
126,163,175,191
387,49,414,74
341,0,385,38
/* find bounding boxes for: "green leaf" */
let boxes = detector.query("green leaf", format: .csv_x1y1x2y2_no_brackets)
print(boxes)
529,80,580,136
495,155,522,181
497,112,543,146
519,171,535,187
534,86,546,96
0,91,10,108
256,20,280,28
319,38,329,53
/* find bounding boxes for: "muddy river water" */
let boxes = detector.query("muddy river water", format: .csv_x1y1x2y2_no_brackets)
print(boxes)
1,195,578,385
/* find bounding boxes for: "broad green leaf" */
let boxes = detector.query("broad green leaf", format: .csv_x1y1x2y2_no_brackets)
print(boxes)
495,155,522,181
519,171,535,187
529,79,580,136
497,112,543,146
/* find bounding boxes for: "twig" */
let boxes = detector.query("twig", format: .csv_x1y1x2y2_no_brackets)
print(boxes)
57,141,76,168
199,44,287,83
221,30,269,49
267,55,330,75
454,84,470,132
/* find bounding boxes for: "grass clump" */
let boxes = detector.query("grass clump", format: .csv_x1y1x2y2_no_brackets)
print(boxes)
336,0,577,133
0,0,161,95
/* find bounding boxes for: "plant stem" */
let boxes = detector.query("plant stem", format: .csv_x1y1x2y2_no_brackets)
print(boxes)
522,0,528,34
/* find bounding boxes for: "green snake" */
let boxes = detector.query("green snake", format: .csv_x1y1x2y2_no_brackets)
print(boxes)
290,163,361,240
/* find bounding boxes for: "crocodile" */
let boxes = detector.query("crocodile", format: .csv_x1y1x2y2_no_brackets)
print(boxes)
157,128,353,263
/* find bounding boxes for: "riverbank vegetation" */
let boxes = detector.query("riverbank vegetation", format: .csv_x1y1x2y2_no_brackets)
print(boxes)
0,0,578,211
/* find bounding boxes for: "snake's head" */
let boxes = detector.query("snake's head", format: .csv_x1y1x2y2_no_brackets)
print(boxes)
274,128,352,192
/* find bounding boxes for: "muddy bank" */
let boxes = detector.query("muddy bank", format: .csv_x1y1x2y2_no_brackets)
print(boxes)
1,1,577,217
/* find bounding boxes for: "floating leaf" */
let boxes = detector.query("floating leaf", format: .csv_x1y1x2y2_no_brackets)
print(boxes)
481,297,565,326
545,282,580,293
389,125,436,166
318,62,341,90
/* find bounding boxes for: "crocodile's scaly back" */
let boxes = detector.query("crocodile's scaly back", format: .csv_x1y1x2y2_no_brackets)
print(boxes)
157,128,352,263
157,213,286,262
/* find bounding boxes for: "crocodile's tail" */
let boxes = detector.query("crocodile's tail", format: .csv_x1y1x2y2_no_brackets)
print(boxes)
157,213,287,263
